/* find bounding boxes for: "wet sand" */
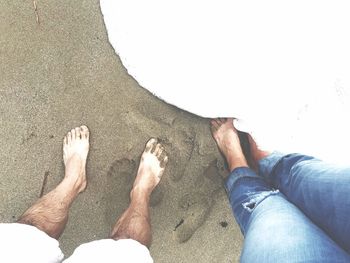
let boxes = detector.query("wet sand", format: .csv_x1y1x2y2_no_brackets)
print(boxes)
0,1,242,262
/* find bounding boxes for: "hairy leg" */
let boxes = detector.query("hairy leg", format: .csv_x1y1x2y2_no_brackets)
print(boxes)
17,126,89,239
110,138,168,248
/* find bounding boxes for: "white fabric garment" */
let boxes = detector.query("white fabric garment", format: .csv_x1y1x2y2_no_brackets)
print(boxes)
0,223,153,263
0,223,64,263
64,239,153,263
101,0,350,164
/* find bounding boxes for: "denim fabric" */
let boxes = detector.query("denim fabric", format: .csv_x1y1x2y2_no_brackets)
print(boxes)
225,153,350,262
259,152,350,253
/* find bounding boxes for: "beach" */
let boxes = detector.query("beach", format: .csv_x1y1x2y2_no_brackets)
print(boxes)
0,1,242,262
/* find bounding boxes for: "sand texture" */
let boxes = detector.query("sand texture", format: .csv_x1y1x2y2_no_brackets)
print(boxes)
0,1,242,262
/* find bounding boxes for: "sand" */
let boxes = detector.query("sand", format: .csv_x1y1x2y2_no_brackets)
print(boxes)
0,1,242,262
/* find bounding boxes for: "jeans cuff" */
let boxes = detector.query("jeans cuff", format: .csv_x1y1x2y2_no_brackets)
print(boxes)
225,167,260,193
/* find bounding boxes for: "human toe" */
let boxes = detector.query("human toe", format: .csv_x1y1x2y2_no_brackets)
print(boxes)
75,127,81,139
71,128,76,140
145,138,157,153
80,125,89,139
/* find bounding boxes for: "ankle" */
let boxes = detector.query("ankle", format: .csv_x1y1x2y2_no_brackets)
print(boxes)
58,177,84,197
223,143,248,171
130,187,151,202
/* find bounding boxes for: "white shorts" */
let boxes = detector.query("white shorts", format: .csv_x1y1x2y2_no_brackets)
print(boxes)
0,223,153,263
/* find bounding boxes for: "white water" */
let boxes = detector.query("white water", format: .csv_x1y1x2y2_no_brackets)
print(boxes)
101,0,350,164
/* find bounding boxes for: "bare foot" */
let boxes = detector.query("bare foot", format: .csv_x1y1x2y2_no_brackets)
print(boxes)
63,125,89,193
210,118,248,172
132,138,168,196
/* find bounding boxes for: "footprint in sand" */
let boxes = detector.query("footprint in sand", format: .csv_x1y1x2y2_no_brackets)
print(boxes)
173,160,225,243
104,158,136,225
160,129,195,182
174,195,212,243
196,159,227,190
107,158,136,197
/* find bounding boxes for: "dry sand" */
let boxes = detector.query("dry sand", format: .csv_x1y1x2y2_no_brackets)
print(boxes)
0,1,242,262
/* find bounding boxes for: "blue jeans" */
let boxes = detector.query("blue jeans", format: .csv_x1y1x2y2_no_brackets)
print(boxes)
225,152,350,262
